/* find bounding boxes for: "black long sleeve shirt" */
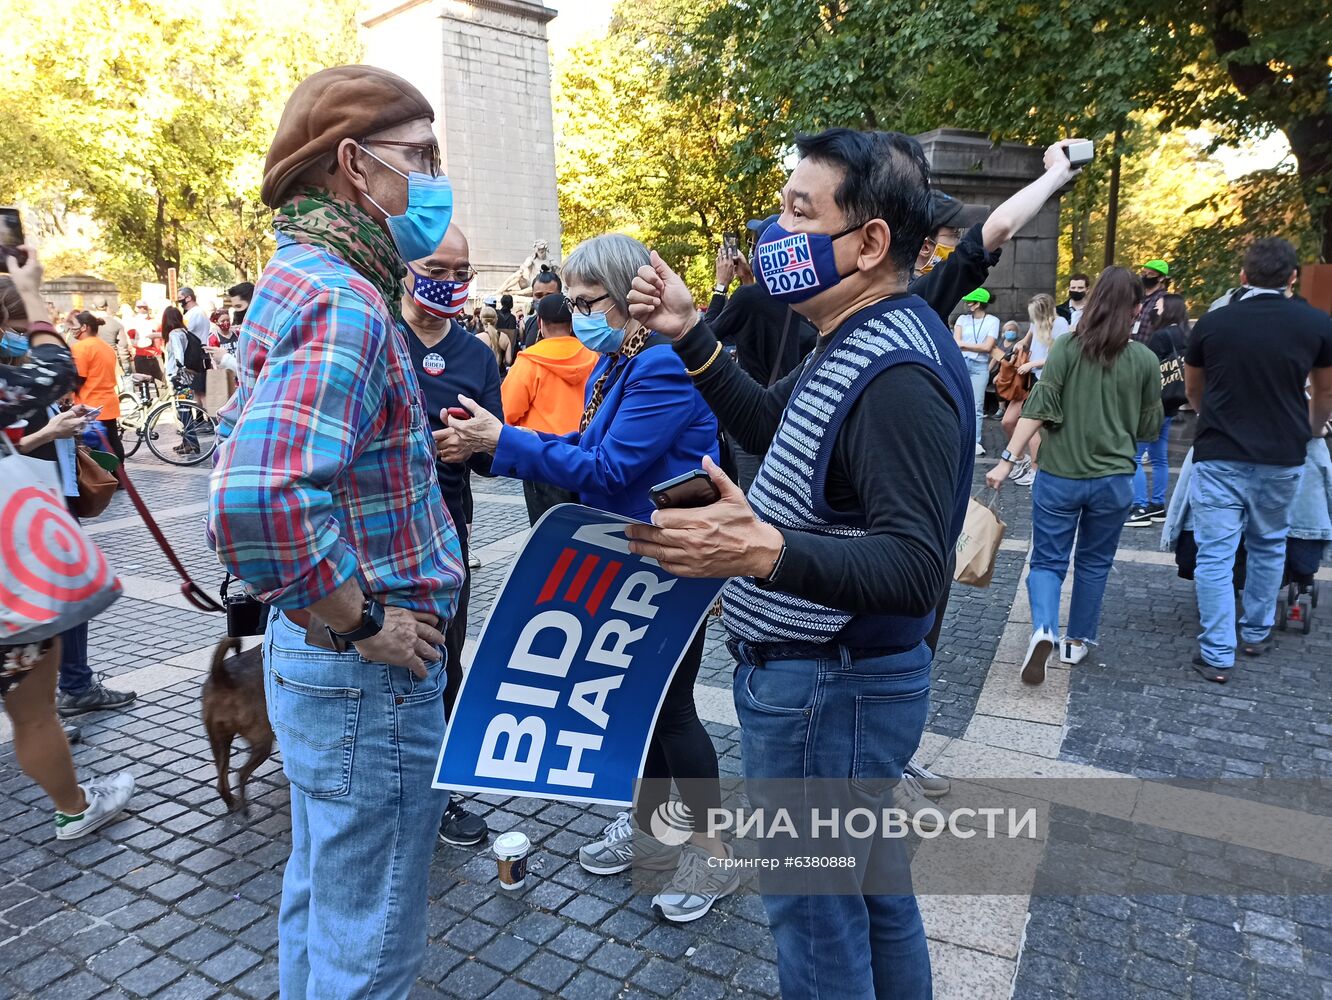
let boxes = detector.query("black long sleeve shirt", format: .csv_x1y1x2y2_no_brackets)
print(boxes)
675,304,960,619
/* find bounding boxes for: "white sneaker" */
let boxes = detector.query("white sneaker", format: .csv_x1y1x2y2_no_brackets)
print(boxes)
1060,639,1089,665
1021,628,1057,686
892,773,946,832
1014,467,1037,487
975,442,986,457
55,772,136,840
904,758,950,798
1007,456,1030,481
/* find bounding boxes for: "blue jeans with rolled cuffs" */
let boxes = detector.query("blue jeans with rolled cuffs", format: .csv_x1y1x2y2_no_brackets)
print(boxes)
265,610,447,1000
732,640,933,1000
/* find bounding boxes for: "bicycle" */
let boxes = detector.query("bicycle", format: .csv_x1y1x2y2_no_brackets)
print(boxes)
117,372,217,466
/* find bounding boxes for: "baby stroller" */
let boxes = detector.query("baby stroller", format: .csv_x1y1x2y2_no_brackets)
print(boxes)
1276,538,1323,634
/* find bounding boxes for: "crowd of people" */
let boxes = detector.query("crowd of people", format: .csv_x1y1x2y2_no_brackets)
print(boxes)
2,60,1331,1000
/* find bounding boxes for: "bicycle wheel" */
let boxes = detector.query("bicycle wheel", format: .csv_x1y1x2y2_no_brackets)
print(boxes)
117,392,144,457
145,401,218,466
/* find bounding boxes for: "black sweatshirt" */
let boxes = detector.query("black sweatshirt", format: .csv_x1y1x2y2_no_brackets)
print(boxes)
675,299,960,620
908,223,1001,326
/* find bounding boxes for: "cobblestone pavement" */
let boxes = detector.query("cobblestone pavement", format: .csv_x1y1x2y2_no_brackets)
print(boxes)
1,411,1329,999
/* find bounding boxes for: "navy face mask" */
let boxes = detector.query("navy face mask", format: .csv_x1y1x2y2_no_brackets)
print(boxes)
753,220,863,303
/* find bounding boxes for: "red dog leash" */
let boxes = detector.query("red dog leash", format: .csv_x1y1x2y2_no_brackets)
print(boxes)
114,465,222,612
91,426,222,614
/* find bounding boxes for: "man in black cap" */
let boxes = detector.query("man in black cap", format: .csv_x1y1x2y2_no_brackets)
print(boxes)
909,138,1084,327
895,139,1084,814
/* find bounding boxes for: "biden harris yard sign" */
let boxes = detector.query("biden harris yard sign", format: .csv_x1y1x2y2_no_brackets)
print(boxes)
433,505,725,806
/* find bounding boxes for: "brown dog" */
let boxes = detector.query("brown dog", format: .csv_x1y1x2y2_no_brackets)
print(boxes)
202,638,274,812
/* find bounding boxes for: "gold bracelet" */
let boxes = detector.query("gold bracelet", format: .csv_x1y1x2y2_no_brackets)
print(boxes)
686,342,724,378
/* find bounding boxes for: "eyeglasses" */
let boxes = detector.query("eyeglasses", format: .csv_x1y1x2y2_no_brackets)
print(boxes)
358,139,442,178
420,265,476,283
567,293,610,316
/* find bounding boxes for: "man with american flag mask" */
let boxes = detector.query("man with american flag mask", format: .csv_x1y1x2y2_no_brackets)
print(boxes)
400,222,504,849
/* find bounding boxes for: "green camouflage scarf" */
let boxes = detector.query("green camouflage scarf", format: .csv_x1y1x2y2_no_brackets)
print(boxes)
273,186,405,323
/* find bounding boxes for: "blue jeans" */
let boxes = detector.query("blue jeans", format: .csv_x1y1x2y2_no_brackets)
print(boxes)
966,362,989,445
1029,472,1133,644
1131,415,1173,507
1191,461,1304,667
732,641,933,1000
265,611,448,999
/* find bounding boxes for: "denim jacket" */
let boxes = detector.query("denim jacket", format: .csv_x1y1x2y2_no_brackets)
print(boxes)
1162,440,1332,550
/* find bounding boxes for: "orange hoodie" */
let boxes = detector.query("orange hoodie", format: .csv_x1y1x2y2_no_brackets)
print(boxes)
502,335,599,435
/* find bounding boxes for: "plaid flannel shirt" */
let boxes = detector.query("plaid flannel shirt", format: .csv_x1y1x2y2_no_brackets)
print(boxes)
209,236,464,620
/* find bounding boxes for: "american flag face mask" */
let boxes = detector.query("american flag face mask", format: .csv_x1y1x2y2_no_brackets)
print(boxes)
409,267,471,319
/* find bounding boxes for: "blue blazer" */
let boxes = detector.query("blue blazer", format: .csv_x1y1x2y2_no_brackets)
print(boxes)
492,341,719,522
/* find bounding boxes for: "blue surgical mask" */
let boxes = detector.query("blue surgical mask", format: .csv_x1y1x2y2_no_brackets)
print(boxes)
0,330,29,357
572,311,625,354
753,220,862,303
358,145,454,263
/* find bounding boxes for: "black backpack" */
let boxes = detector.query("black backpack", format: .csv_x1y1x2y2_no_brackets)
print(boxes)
182,329,205,372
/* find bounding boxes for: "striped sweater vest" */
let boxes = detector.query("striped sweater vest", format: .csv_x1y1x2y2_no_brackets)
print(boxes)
723,295,974,646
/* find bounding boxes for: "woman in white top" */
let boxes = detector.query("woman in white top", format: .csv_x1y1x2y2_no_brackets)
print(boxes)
953,287,1000,456
1002,294,1070,485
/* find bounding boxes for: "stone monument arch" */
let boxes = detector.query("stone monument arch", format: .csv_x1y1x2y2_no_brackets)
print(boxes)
361,0,562,297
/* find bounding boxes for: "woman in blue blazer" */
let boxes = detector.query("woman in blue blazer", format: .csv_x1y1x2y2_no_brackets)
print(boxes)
445,234,733,922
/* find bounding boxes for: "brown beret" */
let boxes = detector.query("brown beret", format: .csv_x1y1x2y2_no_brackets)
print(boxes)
261,65,435,208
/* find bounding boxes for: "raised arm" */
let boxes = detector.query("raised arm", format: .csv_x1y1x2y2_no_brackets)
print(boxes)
981,140,1082,252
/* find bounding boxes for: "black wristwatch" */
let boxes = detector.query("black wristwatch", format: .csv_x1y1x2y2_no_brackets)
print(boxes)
327,598,385,651
713,283,728,295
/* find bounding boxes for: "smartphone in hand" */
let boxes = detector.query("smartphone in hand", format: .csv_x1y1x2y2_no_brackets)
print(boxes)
651,469,721,510
0,207,26,273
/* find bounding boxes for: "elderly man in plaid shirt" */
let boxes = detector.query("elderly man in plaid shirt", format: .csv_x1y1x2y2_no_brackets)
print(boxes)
209,66,465,999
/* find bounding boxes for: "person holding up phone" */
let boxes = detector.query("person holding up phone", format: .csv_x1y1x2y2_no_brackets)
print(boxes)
445,233,735,924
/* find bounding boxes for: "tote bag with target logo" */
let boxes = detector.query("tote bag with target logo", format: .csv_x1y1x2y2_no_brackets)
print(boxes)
0,435,121,644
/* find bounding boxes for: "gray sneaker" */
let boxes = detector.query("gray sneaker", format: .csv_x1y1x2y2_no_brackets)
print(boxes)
579,811,682,874
57,680,136,718
55,772,136,840
892,773,946,833
903,758,950,799
652,845,740,923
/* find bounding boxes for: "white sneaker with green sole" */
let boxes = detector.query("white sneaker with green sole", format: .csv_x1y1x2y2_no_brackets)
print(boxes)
55,772,136,841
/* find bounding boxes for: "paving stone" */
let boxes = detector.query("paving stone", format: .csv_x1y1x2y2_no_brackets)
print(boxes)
475,933,537,974
517,950,579,993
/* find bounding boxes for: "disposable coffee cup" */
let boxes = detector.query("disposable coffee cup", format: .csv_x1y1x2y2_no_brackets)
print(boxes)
3,419,27,445
493,831,530,891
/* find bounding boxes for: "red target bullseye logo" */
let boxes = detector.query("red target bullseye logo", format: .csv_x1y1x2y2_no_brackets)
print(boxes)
0,486,111,628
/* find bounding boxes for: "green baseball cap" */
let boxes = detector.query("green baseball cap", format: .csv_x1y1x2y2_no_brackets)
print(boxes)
1142,259,1169,277
962,287,991,304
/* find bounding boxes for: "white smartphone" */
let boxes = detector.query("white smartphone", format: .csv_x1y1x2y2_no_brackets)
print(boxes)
1064,139,1094,167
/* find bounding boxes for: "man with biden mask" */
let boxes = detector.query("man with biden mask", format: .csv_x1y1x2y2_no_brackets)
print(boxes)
623,128,974,999
209,65,465,998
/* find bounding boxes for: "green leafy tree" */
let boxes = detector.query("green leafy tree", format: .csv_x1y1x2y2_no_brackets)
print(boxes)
661,0,1331,260
0,0,362,294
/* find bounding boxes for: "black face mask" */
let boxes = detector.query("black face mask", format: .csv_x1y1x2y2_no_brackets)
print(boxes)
1141,275,1160,290
1069,290,1086,302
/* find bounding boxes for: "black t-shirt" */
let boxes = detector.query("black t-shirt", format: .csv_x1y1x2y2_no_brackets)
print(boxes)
496,309,518,331
405,321,504,541
1185,294,1332,467
908,222,1002,326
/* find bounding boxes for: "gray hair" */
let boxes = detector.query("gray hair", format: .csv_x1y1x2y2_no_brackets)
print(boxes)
562,234,650,318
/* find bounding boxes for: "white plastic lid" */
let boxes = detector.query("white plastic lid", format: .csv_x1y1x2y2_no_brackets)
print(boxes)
493,831,530,857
